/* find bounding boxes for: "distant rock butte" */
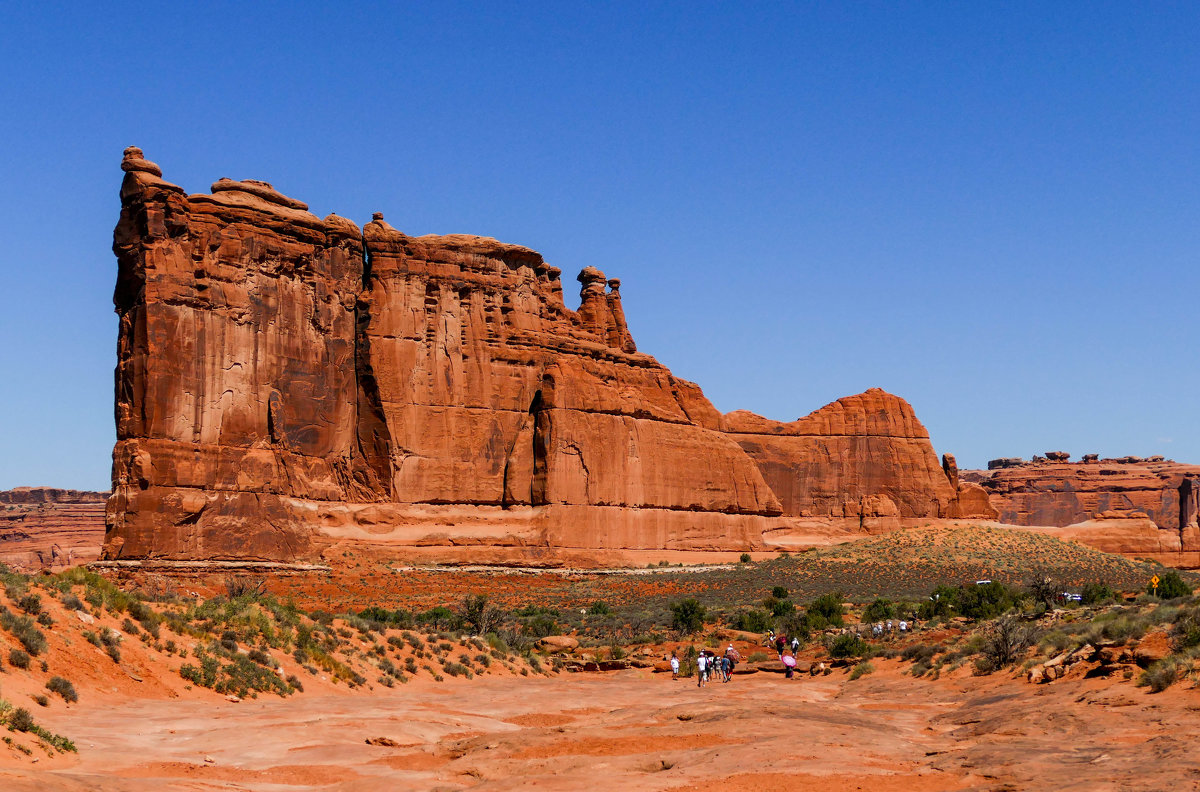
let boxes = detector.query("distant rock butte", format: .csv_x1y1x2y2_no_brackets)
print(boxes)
96,148,1099,567
0,488,107,571
964,455,1200,567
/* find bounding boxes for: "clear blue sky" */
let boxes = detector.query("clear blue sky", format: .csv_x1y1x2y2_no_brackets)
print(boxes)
1,2,1197,490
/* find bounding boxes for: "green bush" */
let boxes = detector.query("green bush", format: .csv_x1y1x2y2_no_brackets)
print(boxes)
1139,658,1185,693
16,594,42,615
587,601,611,616
848,661,874,680
1150,571,1192,600
739,553,752,563
8,707,35,732
0,607,48,655
804,593,844,630
828,633,869,659
46,676,78,703
8,649,31,669
669,599,706,634
918,582,1023,622
770,586,789,600
1081,581,1117,605
730,608,772,633
862,598,896,623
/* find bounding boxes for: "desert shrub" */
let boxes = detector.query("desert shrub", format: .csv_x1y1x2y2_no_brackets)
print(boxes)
1100,614,1147,644
442,662,471,677
1150,571,1192,600
862,598,896,623
849,661,874,680
224,575,266,599
417,606,460,632
46,676,78,703
0,608,48,656
804,593,844,630
8,707,35,732
8,649,31,669
16,594,42,616
587,601,612,616
122,618,141,637
1139,658,1187,693
900,643,938,665
980,614,1037,669
771,586,789,600
828,633,870,659
358,606,414,628
247,648,273,666
730,608,772,633
461,594,504,635
739,553,752,563
181,647,294,697
1171,609,1200,652
60,593,83,611
1026,571,1059,608
919,582,1022,622
669,599,706,634
1081,581,1117,605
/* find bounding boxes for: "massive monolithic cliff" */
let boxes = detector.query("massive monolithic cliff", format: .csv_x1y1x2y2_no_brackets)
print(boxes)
104,149,992,565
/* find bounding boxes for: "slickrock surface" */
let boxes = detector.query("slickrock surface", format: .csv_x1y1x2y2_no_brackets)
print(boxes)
5,666,1199,791
965,454,1200,567
0,488,106,571
106,148,989,565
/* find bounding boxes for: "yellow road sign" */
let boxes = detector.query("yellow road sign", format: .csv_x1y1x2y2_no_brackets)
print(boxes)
1152,575,1160,586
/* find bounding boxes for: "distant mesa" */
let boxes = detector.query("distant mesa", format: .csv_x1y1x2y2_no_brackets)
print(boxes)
99,149,1197,569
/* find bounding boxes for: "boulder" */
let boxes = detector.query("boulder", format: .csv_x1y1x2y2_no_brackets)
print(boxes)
1133,633,1171,667
537,636,579,652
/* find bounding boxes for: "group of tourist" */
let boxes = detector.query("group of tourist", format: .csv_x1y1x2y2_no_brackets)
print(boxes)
669,644,743,686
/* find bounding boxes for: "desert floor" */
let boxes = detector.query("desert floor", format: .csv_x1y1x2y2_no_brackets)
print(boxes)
4,659,1198,792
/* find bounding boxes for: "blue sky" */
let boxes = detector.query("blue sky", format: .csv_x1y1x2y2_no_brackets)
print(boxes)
1,2,1197,489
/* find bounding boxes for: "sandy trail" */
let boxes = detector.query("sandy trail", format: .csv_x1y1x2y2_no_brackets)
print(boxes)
3,664,1198,791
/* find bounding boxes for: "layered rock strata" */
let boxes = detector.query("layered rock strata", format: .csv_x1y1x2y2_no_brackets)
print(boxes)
964,454,1200,567
105,149,992,564
0,489,107,571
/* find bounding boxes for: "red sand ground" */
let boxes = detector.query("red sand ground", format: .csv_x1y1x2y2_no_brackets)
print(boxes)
3,659,1199,791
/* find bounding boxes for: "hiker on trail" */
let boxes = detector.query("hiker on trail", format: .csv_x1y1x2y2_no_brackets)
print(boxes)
790,636,799,654
720,653,732,682
775,634,786,657
670,652,680,680
899,620,908,634
697,652,708,687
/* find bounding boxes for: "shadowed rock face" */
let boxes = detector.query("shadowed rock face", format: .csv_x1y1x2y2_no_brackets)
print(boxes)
104,149,990,563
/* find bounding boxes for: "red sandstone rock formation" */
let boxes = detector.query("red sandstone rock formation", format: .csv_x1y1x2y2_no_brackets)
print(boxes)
964,454,1200,566
725,390,996,526
0,489,107,571
103,149,994,565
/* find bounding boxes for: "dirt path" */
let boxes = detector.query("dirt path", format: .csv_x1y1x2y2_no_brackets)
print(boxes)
3,664,1198,791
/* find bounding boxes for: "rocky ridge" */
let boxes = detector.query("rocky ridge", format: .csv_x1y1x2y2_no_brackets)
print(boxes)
964,453,1200,567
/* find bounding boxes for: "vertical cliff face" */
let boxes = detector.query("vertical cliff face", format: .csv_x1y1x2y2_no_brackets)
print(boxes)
357,216,781,518
107,148,390,560
105,150,994,564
